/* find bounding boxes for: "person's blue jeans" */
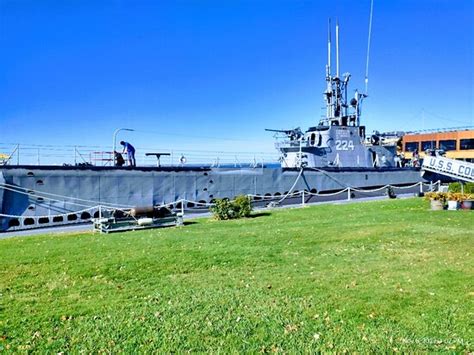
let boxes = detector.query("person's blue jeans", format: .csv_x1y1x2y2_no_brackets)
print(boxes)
128,150,136,167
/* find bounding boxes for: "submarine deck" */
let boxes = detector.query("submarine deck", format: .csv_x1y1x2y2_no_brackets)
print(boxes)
0,164,421,173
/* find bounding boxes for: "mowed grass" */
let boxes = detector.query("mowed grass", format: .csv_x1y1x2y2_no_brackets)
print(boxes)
0,198,473,352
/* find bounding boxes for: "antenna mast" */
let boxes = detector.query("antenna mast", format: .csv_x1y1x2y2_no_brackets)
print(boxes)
325,19,333,120
365,0,374,95
336,20,340,78
327,18,331,77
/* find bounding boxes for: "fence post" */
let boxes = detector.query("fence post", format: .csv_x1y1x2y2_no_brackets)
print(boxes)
347,187,351,201
420,181,424,194
98,205,103,234
301,190,305,206
181,199,184,215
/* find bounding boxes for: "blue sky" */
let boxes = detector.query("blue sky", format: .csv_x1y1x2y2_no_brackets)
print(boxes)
1,0,473,156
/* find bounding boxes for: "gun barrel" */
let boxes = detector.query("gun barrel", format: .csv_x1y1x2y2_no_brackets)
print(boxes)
265,128,288,133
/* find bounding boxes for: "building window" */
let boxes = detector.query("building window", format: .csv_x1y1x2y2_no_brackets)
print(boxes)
421,140,436,151
439,140,457,151
405,142,419,152
460,138,474,150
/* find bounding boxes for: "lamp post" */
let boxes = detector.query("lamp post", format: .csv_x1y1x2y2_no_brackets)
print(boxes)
113,128,135,166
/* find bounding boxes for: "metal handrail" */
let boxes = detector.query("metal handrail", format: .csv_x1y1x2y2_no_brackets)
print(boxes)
0,142,279,167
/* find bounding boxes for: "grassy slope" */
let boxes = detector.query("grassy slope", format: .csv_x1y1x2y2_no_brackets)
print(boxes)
0,198,472,352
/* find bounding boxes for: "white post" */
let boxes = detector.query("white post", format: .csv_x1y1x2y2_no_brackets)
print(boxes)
181,199,184,215
17,144,20,165
302,190,305,206
420,181,424,194
347,187,351,201
98,205,102,234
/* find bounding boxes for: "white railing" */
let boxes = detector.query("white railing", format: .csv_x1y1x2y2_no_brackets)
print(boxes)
0,143,279,168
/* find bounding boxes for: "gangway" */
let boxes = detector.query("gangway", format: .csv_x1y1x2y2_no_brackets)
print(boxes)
422,156,474,182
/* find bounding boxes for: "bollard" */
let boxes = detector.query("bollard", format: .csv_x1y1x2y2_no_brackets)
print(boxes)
302,190,305,206
347,187,351,201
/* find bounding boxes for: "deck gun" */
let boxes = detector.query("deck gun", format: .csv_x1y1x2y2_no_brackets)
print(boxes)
265,127,303,141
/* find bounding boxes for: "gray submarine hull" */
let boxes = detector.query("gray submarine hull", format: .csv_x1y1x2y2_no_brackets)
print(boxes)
0,165,425,231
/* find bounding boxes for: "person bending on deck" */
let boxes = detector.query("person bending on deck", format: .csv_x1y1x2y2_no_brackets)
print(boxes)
120,141,136,167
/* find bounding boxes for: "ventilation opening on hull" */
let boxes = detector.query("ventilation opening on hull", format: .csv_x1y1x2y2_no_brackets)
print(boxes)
37,197,44,202
198,200,207,205
8,219,20,227
27,172,35,177
253,195,262,200
53,216,64,223
310,188,318,194
24,218,35,226
28,205,35,210
186,202,195,208
93,211,100,218
38,217,49,224
204,172,208,176
67,214,78,221
274,192,281,197
209,180,214,184
264,193,272,198
80,212,91,220
203,188,208,192
36,180,44,185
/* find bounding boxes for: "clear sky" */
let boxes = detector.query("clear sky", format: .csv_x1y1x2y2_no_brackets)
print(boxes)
1,0,473,156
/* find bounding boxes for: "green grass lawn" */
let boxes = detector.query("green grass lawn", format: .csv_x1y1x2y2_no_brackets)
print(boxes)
0,198,473,352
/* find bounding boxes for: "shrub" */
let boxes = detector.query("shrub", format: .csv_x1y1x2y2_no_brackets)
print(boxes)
448,182,474,194
233,195,252,218
210,195,253,220
210,199,235,220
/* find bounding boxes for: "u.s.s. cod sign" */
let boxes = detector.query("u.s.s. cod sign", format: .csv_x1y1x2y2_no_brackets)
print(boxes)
422,156,474,182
